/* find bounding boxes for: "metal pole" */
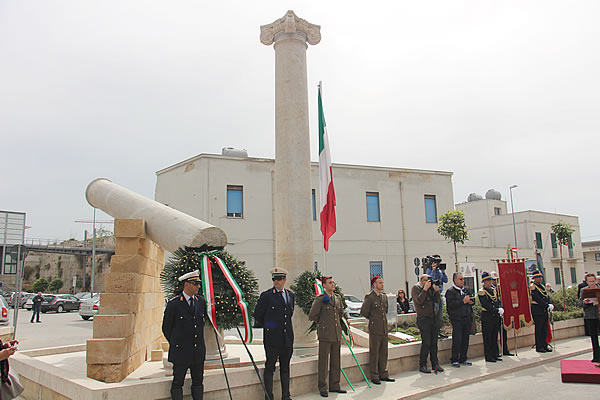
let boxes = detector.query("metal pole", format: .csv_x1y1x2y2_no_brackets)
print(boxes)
510,185,518,253
12,245,22,340
91,208,96,297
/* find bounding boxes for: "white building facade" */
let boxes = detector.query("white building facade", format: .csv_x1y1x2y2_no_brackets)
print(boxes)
456,198,585,289
155,153,455,296
582,241,600,277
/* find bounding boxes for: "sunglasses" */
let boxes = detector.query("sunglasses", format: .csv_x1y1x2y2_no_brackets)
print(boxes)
272,276,286,281
187,281,201,286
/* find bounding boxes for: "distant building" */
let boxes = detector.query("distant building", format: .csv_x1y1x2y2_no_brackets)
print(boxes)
155,151,455,296
582,241,600,277
456,197,584,288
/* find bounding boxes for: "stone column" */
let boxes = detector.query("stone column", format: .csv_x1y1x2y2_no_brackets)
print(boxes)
261,11,320,347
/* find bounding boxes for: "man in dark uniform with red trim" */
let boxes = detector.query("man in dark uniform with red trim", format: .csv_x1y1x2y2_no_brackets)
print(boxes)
162,270,207,400
253,267,295,400
530,269,553,352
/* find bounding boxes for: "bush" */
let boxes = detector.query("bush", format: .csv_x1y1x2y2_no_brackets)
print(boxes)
550,286,580,311
552,310,584,321
49,278,64,293
32,278,49,293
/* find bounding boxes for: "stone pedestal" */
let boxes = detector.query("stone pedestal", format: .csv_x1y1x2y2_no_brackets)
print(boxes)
261,10,321,347
86,219,166,382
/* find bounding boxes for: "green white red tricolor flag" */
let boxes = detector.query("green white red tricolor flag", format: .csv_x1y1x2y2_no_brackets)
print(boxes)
318,82,336,251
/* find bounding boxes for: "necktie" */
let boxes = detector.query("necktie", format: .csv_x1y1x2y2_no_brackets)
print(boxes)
190,297,195,310
280,290,286,304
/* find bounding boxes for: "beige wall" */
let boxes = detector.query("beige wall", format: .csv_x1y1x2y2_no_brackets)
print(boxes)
583,241,600,276
155,154,455,297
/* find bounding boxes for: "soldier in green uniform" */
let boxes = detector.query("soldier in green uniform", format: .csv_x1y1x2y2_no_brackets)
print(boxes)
478,271,503,362
530,270,553,352
308,276,346,398
360,276,395,384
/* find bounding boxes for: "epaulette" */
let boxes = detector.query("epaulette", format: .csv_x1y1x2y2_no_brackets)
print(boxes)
478,289,486,296
168,295,181,302
529,283,535,291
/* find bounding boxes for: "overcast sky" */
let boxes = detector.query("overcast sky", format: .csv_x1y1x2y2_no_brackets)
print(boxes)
1,1,598,243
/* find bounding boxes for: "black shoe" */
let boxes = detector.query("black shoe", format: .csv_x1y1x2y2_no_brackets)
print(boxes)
496,357,503,361
545,347,553,352
330,389,346,394
536,348,547,353
503,352,515,356
320,392,328,398
485,358,497,362
438,333,448,339
419,366,432,374
433,365,444,372
381,377,395,382
36,321,41,323
371,379,381,385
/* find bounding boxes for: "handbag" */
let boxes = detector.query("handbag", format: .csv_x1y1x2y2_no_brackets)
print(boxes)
0,372,24,400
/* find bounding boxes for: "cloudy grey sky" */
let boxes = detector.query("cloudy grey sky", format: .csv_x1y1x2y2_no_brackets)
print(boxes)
1,1,598,242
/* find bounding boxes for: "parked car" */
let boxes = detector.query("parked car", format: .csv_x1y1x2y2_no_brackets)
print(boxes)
25,294,48,311
344,294,363,318
9,292,33,308
79,294,100,320
37,295,81,313
0,296,9,326
74,292,93,301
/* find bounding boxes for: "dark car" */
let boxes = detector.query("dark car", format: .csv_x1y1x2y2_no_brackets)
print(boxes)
9,292,33,308
41,295,81,313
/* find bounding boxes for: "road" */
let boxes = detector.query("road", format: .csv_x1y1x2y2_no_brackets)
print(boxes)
8,308,93,350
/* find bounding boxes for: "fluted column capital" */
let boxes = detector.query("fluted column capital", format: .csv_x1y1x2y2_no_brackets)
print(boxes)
260,10,321,46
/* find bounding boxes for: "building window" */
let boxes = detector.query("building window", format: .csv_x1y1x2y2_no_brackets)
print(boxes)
3,250,17,275
596,253,600,262
369,261,383,283
226,185,243,218
366,192,380,222
568,234,574,258
424,195,437,223
583,254,587,262
494,207,501,216
535,232,543,249
554,268,561,285
551,233,558,258
570,267,577,284
312,189,317,221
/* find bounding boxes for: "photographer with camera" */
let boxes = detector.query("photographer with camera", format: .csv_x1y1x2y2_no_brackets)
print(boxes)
424,256,448,338
445,273,474,367
412,274,444,373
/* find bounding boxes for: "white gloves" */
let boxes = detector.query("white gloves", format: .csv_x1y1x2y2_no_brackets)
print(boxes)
498,307,504,316
548,304,554,312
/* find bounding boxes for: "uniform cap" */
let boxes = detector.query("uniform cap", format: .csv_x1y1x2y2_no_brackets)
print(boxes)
531,270,543,278
178,270,200,282
371,275,382,286
270,267,289,279
481,271,493,282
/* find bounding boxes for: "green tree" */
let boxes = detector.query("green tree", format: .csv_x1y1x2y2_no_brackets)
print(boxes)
437,210,469,272
49,278,64,293
32,277,49,293
551,221,575,311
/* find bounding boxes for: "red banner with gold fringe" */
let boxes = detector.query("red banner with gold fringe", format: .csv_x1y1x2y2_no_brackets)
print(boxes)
496,259,533,332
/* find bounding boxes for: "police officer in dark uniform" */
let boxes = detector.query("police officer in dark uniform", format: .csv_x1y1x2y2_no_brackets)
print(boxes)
162,270,207,400
478,271,504,362
530,269,553,353
253,267,295,400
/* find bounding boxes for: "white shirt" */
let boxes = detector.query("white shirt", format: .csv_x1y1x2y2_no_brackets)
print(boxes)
183,292,194,306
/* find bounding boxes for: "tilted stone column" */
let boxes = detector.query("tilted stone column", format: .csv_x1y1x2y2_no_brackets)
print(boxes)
261,11,320,347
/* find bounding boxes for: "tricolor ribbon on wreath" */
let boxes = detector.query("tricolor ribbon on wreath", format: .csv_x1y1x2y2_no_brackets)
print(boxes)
199,250,253,344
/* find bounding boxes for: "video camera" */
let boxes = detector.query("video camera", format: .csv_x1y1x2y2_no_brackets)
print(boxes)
421,254,446,272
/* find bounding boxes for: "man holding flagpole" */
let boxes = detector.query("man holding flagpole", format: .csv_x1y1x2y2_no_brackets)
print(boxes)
318,82,336,251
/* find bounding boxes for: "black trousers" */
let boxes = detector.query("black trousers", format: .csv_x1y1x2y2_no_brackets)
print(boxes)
481,313,499,361
171,361,204,400
532,313,549,350
417,315,439,367
584,319,600,362
264,344,293,400
450,318,471,363
499,322,509,354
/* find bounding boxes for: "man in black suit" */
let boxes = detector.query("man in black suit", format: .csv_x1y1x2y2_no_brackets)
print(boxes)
162,270,207,400
253,267,295,400
445,272,474,367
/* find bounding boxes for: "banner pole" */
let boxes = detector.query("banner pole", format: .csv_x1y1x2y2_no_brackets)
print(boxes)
512,320,518,356
341,333,371,388
340,367,355,392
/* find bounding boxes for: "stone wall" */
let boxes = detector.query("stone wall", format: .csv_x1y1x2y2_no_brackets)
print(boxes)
86,219,165,382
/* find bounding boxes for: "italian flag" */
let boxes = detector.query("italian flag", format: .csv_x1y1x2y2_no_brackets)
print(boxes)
318,83,337,251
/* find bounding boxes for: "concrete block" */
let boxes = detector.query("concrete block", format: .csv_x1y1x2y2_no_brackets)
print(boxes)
115,237,153,257
150,349,163,361
99,293,144,314
104,272,156,293
114,219,146,239
109,254,156,276
93,314,135,338
86,338,129,364
87,362,129,383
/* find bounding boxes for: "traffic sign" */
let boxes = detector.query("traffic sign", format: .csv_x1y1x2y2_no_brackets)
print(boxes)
414,267,420,276
413,257,420,267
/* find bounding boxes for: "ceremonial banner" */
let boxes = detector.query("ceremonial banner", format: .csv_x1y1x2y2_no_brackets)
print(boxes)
497,259,533,332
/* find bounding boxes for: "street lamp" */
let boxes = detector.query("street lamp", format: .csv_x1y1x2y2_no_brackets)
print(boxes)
509,185,518,256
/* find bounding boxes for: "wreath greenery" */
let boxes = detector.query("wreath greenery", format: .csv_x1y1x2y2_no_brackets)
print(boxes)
160,247,259,330
290,270,349,334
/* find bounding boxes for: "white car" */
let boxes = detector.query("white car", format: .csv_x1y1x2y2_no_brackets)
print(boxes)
79,294,100,320
0,296,9,326
344,294,363,318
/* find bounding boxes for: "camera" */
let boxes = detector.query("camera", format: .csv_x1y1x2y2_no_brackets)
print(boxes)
421,255,445,272
428,278,441,287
